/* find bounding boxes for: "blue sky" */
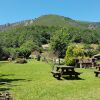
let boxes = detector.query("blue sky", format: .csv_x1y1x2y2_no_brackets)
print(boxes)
0,0,100,24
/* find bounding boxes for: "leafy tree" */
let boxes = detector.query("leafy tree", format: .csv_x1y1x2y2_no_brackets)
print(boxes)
84,44,97,57
16,47,31,58
65,45,75,66
50,28,69,64
21,40,38,51
65,44,85,66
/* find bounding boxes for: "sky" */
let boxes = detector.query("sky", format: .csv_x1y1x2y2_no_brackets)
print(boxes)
0,0,100,24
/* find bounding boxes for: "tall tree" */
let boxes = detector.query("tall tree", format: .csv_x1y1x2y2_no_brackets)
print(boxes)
50,28,69,64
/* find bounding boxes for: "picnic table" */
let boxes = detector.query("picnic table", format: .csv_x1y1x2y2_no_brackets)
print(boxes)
51,66,81,79
94,66,100,77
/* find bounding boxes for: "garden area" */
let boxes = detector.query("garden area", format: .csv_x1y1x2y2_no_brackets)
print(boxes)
0,60,100,100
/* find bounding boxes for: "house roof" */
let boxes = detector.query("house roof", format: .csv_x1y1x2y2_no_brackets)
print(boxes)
31,50,40,55
42,44,49,49
93,54,100,58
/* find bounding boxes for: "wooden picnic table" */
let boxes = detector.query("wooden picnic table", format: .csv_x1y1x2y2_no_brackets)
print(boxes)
96,66,100,71
56,66,74,70
51,66,81,79
94,66,100,77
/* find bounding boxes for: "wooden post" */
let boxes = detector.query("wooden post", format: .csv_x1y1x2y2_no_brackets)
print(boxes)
80,63,82,68
58,58,60,65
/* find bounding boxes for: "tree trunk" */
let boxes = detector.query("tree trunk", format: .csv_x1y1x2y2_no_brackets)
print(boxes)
58,58,60,65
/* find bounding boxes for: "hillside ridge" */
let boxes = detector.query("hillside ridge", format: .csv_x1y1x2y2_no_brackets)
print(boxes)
0,14,100,30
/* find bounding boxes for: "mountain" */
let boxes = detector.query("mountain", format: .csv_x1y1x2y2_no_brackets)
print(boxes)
0,14,100,30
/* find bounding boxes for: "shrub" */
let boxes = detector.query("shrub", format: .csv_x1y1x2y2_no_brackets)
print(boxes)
16,47,31,58
65,44,84,66
15,58,27,64
65,56,75,66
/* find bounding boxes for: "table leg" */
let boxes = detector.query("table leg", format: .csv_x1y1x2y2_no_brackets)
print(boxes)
99,68,100,71
56,67,59,71
75,74,78,78
70,75,72,78
95,73,98,77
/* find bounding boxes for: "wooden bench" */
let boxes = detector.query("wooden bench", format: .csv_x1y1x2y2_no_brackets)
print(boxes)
62,71,81,78
51,70,81,79
94,71,100,77
51,70,61,79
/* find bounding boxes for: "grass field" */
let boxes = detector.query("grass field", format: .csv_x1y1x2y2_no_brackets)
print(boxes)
0,60,100,100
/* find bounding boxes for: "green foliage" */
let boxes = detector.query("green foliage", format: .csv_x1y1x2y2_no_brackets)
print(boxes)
83,44,98,57
65,45,75,66
1,15,100,60
50,28,69,58
2,47,16,59
65,44,96,65
15,58,27,64
73,45,84,57
16,47,31,58
0,25,58,59
21,40,38,51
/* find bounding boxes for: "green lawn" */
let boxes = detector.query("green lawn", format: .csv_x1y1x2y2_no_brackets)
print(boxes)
0,60,100,100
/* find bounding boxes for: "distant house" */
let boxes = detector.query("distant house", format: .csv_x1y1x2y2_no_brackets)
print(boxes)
29,50,40,59
42,44,49,50
93,54,100,59
75,58,96,68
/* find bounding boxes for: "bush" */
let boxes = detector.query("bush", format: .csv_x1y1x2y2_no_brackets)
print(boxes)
65,56,75,66
3,48,17,59
16,47,31,58
15,58,27,64
65,44,84,66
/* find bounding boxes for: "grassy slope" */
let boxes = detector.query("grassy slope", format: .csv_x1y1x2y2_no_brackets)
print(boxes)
32,15,90,28
0,60,100,100
1,14,100,31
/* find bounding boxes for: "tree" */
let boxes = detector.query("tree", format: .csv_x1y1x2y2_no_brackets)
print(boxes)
65,45,75,66
21,40,38,51
65,44,85,66
16,47,31,58
50,28,69,64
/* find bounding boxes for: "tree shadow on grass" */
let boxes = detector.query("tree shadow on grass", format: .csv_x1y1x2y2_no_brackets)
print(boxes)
0,74,15,77
0,78,26,85
0,74,31,92
0,73,26,85
0,88,10,92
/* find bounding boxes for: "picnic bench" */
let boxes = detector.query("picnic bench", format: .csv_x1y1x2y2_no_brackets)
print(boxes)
51,66,81,79
94,66,100,77
51,70,61,79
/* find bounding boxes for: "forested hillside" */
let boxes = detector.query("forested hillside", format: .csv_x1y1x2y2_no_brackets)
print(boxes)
0,14,100,60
